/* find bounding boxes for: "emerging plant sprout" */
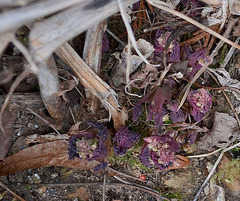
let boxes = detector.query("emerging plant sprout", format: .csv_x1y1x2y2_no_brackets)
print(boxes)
154,30,180,63
187,88,212,122
188,48,210,78
68,122,108,161
140,135,180,170
113,126,141,156
133,84,172,128
168,102,187,123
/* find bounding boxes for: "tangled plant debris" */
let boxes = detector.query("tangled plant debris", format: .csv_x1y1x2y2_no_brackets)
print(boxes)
1,0,240,200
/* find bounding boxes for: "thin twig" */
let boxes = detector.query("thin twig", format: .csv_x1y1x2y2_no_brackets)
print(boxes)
116,0,160,67
12,38,38,73
103,174,106,201
157,63,172,86
106,167,143,182
10,181,170,201
67,105,76,124
0,181,26,201
26,108,61,135
106,29,126,47
0,69,31,131
193,142,240,201
220,37,240,68
187,148,222,159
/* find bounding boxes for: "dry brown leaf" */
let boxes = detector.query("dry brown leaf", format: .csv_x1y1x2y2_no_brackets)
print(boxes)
0,109,17,160
68,187,90,200
197,112,239,151
0,140,99,176
111,39,154,87
25,133,69,146
158,155,190,172
56,79,78,97
130,64,159,89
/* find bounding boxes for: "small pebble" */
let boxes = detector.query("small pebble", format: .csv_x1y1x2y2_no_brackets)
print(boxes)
51,173,58,179
38,186,47,194
32,173,41,183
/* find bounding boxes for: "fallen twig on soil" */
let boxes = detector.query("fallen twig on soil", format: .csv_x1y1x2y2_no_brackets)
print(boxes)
0,0,86,34
12,181,170,201
0,69,31,131
103,174,106,201
193,142,240,201
0,181,26,201
56,42,127,130
26,108,62,135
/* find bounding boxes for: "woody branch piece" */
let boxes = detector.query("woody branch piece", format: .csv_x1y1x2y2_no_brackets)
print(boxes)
28,0,138,127
83,20,107,113
56,43,127,130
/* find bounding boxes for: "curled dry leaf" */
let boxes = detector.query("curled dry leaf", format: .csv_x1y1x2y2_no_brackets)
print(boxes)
25,133,69,146
197,112,239,151
229,0,240,15
0,140,99,176
130,64,159,89
111,39,154,87
200,0,222,6
56,43,126,131
208,68,240,101
158,155,190,172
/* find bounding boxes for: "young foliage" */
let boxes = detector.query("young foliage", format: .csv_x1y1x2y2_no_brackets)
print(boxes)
140,135,180,170
187,88,212,122
113,126,141,156
68,122,108,162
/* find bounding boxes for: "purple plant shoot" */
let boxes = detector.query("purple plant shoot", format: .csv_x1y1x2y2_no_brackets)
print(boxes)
113,126,140,156
68,122,108,161
187,88,212,122
154,30,180,63
140,135,180,170
133,84,172,128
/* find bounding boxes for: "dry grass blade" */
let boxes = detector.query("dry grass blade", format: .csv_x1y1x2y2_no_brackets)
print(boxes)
117,0,160,67
55,43,127,130
146,0,240,50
